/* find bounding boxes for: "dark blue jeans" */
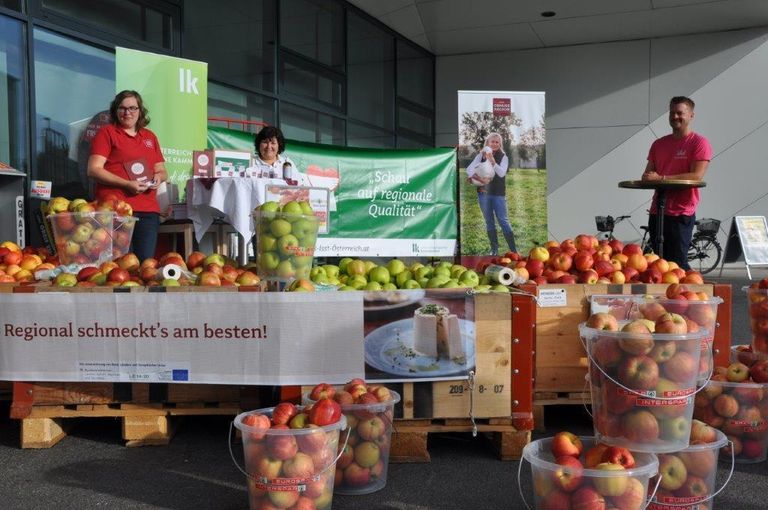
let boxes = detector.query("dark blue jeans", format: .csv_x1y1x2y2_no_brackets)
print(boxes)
131,212,160,262
648,214,695,270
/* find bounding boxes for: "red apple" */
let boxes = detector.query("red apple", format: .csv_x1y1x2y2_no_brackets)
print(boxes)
611,477,645,510
662,351,697,383
571,486,605,510
618,355,660,390
584,443,610,468
550,431,583,458
600,446,635,468
749,359,768,383
551,455,584,492
622,410,660,442
655,312,688,334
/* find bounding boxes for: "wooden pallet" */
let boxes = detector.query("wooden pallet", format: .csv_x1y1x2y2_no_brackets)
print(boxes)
0,381,11,401
389,417,531,462
19,401,242,448
532,391,590,432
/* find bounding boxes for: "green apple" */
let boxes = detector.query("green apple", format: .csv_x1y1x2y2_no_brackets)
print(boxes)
203,253,226,266
474,284,492,293
309,266,327,280
386,259,406,277
346,259,367,276
450,266,467,280
258,201,280,213
441,279,460,288
479,275,491,285
409,262,424,273
259,251,280,270
416,277,429,288
491,284,510,293
458,269,480,287
313,273,330,285
276,260,295,278
403,279,421,289
281,201,304,216
161,278,180,287
426,275,449,288
339,257,353,273
299,201,314,215
433,265,451,279
348,274,368,289
368,266,390,285
259,233,277,252
436,261,453,272
277,234,299,257
363,260,377,274
322,264,340,279
395,270,413,288
295,265,311,279
292,255,314,267
382,282,398,291
292,218,317,238
414,266,433,280
364,281,382,291
338,285,356,291
270,218,292,237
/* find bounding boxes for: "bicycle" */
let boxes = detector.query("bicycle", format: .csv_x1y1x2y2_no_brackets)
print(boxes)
595,215,723,274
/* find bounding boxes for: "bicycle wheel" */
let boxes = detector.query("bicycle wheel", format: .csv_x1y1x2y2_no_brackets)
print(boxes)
687,236,722,274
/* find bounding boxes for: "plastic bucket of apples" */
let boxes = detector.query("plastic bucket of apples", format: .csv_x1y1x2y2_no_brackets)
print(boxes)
638,290,723,384
303,380,400,495
232,403,348,510
745,285,768,356
254,200,320,282
518,432,659,510
693,361,768,464
647,423,733,510
49,211,136,266
580,315,709,453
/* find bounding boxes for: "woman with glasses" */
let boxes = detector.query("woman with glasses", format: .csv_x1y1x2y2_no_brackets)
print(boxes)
87,90,167,262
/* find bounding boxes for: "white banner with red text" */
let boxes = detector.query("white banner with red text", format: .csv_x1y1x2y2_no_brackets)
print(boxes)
0,292,364,385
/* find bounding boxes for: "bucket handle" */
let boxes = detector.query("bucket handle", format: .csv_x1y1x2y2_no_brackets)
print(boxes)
580,335,712,401
516,452,664,510
582,375,593,418
228,421,352,486
650,441,735,507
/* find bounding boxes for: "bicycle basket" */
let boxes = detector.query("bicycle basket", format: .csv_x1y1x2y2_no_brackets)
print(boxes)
595,216,614,232
697,218,720,234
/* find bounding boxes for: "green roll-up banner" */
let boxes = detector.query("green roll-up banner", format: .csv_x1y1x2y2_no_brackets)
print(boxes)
208,126,457,257
115,48,208,200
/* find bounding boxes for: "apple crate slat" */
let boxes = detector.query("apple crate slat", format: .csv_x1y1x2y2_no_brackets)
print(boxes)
531,282,732,429
11,382,260,448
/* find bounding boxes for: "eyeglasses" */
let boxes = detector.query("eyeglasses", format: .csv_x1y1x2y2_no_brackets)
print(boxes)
117,106,139,113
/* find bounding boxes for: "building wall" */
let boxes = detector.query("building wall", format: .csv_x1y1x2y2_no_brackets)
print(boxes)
436,27,768,249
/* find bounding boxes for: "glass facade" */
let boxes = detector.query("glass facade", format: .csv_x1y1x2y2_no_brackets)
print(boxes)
1,1,434,244
0,15,26,171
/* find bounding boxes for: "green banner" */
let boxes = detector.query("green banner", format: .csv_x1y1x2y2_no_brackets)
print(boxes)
116,48,208,200
208,126,457,257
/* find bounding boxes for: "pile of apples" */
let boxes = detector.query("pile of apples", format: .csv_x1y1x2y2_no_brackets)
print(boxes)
693,361,768,462
47,195,136,265
533,431,648,510
308,257,511,293
477,233,705,287
746,277,768,355
255,200,319,280
239,398,342,510
307,379,396,492
648,420,722,509
52,250,260,288
0,242,56,284
584,308,703,449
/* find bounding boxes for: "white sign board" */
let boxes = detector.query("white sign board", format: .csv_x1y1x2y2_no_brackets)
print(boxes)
735,216,768,266
0,292,365,385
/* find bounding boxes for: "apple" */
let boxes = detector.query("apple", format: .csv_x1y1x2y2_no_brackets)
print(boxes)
675,475,709,500
611,476,645,510
661,416,690,441
622,410,659,442
268,490,300,509
353,441,380,468
657,454,688,491
584,443,610,468
713,394,739,418
529,246,550,263
551,455,584,492
604,381,636,415
592,463,627,496
726,362,750,382
550,431,583,458
241,413,271,440
266,433,298,461
600,446,635,468
271,402,298,426
750,359,768,383
586,313,619,332
618,355,659,390
662,351,697,383
592,337,623,368
618,321,653,355
655,313,688,334
741,439,765,459
689,419,718,445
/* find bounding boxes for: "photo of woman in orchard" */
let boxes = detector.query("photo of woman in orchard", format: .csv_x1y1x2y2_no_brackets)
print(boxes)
466,132,516,255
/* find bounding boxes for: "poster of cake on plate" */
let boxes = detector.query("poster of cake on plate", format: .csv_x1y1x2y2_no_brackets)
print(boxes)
363,288,475,382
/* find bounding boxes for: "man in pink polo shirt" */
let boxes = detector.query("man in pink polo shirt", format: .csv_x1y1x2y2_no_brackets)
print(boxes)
641,96,712,270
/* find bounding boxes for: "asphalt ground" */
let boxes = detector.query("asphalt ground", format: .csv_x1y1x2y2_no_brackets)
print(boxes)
0,271,765,510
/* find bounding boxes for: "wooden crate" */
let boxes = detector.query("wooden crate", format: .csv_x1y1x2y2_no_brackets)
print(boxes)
533,283,731,394
389,417,531,462
10,382,260,448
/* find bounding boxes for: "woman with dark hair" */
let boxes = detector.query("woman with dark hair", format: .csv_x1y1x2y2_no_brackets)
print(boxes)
87,90,167,261
253,125,296,183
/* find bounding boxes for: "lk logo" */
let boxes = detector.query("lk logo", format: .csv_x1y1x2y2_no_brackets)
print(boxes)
179,68,199,95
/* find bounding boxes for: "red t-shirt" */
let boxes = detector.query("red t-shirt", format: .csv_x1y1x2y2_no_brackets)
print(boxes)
90,124,165,213
647,132,712,216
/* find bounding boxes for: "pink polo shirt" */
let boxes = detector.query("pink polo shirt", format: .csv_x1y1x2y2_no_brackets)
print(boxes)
648,132,712,216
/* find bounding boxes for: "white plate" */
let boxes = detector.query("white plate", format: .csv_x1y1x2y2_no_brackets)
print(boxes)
364,318,475,377
363,290,426,312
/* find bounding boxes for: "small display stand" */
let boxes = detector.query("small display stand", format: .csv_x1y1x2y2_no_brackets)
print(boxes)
618,179,706,258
